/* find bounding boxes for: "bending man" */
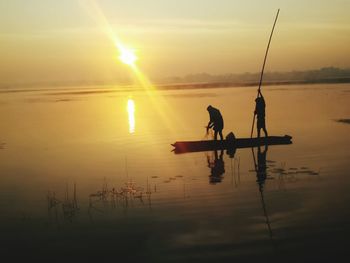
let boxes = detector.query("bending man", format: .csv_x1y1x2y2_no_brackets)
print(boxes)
206,105,224,141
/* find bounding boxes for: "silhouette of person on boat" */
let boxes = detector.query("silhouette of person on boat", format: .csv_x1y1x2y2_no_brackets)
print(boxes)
207,150,225,184
254,90,268,138
206,105,224,141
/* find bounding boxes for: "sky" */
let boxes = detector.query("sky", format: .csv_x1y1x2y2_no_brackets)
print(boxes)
0,0,349,85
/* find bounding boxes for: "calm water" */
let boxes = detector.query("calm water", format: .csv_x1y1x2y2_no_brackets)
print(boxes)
1,83,350,262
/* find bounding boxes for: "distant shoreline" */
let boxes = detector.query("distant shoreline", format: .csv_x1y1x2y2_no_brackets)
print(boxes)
2,67,350,92
1,77,350,94
156,77,350,90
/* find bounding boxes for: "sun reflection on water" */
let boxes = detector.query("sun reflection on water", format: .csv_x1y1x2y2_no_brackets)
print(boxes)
127,98,135,134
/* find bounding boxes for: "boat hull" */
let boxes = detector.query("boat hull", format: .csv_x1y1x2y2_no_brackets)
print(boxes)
172,135,292,154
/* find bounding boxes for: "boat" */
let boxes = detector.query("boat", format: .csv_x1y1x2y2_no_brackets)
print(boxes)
172,134,292,154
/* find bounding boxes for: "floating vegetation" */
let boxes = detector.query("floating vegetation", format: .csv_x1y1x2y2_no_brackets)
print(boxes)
47,192,61,209
0,142,5,149
47,183,79,223
271,168,285,173
55,98,73,102
88,179,154,213
175,175,183,178
47,179,156,222
335,119,350,125
151,176,159,178
263,162,320,186
296,170,319,175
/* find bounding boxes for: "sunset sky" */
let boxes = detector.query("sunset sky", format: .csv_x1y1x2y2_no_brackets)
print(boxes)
0,0,349,84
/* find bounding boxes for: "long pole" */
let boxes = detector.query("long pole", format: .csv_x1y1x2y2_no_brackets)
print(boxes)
251,9,280,138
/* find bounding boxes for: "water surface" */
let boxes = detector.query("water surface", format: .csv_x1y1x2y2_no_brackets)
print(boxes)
1,83,350,262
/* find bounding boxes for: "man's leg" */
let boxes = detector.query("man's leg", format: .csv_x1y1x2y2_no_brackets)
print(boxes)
262,119,268,137
257,126,261,138
219,130,223,140
214,131,218,140
263,127,268,137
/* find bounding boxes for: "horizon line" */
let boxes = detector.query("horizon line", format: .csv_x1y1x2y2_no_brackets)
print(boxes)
1,66,350,89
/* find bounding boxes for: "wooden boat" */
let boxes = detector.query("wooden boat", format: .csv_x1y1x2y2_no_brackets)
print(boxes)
172,135,292,154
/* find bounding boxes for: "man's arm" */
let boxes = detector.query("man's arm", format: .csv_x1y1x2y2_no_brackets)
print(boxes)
254,99,258,114
206,121,214,132
258,89,264,98
258,90,265,105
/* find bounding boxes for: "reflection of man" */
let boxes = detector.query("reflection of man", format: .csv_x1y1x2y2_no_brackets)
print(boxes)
206,105,224,141
256,144,268,189
254,90,268,138
207,150,225,184
254,144,273,239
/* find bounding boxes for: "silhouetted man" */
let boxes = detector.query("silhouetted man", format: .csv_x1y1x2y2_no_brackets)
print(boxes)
206,105,224,141
254,90,268,138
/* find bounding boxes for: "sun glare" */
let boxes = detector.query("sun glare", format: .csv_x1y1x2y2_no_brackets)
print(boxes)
119,46,138,66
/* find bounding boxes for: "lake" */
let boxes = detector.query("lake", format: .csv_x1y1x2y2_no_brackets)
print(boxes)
1,83,350,262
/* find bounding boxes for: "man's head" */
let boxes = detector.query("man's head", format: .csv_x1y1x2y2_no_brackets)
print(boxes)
207,105,213,111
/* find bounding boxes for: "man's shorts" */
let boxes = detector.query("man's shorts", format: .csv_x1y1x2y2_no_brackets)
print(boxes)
257,117,266,129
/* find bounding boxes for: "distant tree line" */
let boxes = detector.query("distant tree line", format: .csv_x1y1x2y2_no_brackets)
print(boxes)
2,67,349,89
161,67,350,85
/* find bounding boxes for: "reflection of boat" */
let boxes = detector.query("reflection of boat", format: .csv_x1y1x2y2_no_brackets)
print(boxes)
172,135,292,154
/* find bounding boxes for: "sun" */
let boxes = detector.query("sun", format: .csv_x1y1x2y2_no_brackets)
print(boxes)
118,46,138,66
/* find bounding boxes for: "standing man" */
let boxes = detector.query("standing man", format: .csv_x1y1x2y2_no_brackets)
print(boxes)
254,90,268,138
206,105,224,141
